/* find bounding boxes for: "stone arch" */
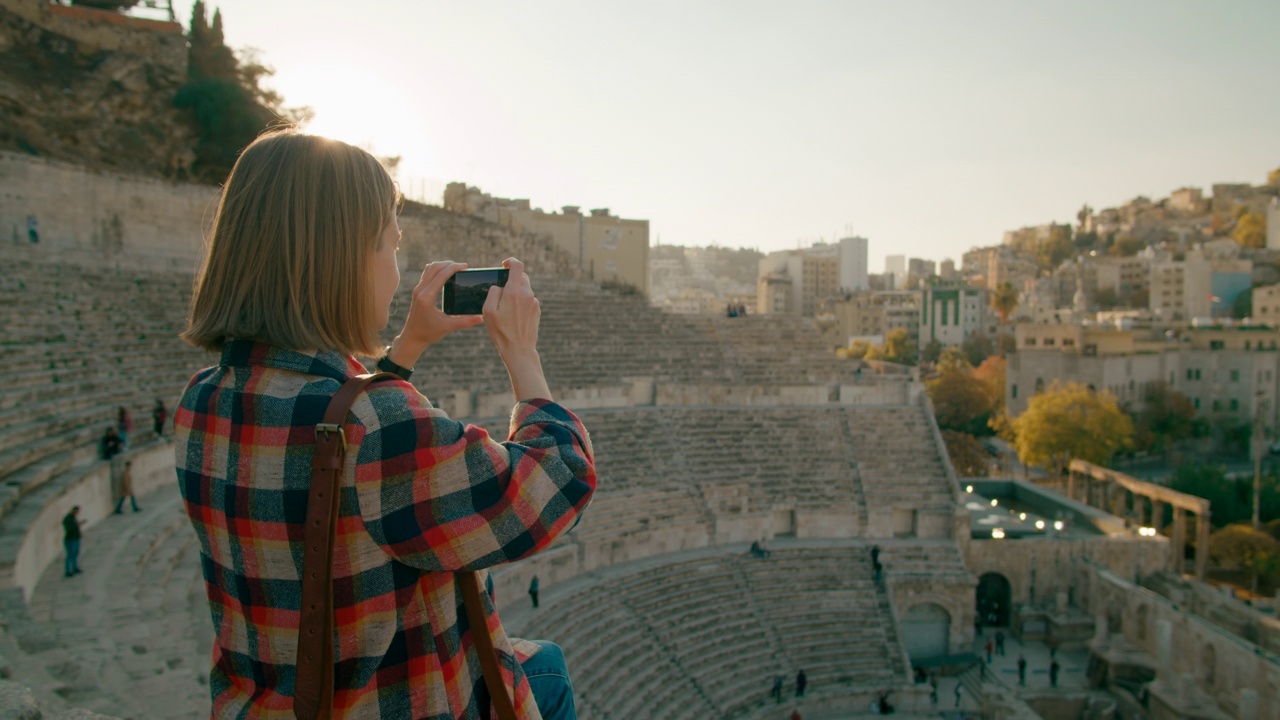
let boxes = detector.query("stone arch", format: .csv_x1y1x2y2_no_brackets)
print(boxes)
977,572,1012,628
1202,643,1216,687
901,602,951,664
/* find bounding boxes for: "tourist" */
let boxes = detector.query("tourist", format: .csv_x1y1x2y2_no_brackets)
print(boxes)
795,669,807,698
100,426,122,461
985,638,993,663
751,540,772,558
770,675,783,703
529,575,540,609
175,130,596,719
995,629,1005,655
954,682,964,708
929,675,938,704
1050,659,1060,688
114,460,140,513
116,406,133,450
26,215,38,244
789,709,803,720
62,506,83,577
1017,654,1027,686
152,398,167,438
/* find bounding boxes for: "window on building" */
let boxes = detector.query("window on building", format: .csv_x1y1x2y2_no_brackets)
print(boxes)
1231,370,1240,382
1187,369,1194,380
1044,338,1056,346
1213,399,1221,411
1246,341,1252,350
1231,399,1239,411
1210,340,1225,351
1170,371,1175,384
1026,338,1037,346
1064,338,1075,347
1194,397,1201,409
1195,369,1202,380
1012,384,1018,399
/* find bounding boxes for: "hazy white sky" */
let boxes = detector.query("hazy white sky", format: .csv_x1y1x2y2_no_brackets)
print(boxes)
180,1,1280,270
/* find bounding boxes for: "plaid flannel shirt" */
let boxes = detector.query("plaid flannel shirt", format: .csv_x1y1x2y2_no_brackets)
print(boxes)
175,340,596,719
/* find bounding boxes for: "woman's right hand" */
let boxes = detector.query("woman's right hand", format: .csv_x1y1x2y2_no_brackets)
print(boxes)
483,258,553,401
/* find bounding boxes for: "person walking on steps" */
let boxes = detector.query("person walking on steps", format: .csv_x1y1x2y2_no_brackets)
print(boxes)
1018,654,1027,686
795,669,807,698
954,682,964,708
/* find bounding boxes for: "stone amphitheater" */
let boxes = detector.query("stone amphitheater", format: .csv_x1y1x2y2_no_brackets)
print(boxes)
4,153,1280,720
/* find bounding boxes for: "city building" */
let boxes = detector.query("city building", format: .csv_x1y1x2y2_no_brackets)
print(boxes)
443,183,649,294
829,291,921,346
1269,197,1280,250
1007,324,1280,437
884,255,906,293
757,245,841,317
1148,244,1251,321
906,258,936,290
1254,284,1280,326
918,283,992,350
838,236,870,292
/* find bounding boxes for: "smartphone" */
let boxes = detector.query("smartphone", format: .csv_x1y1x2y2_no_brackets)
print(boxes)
443,267,510,315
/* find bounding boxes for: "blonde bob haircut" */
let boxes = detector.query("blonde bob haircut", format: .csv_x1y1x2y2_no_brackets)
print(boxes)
182,129,399,357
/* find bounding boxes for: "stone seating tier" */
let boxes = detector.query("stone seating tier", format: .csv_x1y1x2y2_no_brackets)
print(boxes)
510,545,909,720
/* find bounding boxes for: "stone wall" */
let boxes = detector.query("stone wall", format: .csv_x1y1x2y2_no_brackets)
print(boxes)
0,151,582,276
0,440,172,602
964,536,1171,614
1082,561,1280,720
2,0,186,69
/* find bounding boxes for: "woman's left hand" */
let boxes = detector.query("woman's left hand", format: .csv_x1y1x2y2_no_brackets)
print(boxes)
390,261,484,366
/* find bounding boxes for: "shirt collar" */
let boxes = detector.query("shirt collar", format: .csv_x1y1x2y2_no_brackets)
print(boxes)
219,339,367,382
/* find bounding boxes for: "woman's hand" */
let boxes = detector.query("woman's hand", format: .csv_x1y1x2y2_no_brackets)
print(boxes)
483,258,553,401
389,261,483,368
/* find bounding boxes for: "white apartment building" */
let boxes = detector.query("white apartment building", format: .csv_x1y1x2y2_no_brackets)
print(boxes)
838,236,870,292
918,284,992,350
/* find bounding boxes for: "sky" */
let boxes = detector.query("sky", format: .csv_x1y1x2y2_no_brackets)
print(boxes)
176,0,1280,272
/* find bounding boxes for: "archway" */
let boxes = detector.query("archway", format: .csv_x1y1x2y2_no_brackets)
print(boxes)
976,572,1012,628
902,602,951,663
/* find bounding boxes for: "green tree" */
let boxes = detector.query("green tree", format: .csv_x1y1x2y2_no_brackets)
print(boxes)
1234,212,1267,249
1234,287,1254,320
1133,382,1196,454
1169,465,1280,527
920,339,944,365
941,430,989,477
991,282,1019,358
1210,524,1280,594
1012,381,1133,477
174,2,306,181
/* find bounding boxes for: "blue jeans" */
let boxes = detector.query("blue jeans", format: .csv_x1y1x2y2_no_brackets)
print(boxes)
64,539,80,575
521,640,576,720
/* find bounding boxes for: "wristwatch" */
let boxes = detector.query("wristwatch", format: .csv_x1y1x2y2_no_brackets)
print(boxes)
376,351,414,381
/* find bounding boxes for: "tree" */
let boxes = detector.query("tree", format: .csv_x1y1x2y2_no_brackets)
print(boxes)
991,282,1018,359
1111,235,1146,257
1012,381,1133,477
876,327,917,365
1169,465,1280,528
961,332,993,367
845,339,873,359
941,430,989,477
920,339,944,365
175,2,307,181
1269,166,1280,188
1210,523,1280,594
1036,224,1074,272
1095,287,1120,310
1131,382,1196,455
1234,212,1267,249
971,356,1007,417
1076,204,1093,231
928,364,993,436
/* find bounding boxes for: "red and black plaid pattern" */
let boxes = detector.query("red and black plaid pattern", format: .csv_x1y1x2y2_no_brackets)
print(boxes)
175,340,595,719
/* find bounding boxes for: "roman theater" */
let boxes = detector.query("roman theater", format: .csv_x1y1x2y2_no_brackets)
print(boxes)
0,149,1276,720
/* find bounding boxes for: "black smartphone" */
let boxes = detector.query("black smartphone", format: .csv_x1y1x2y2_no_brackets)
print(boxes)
442,267,510,315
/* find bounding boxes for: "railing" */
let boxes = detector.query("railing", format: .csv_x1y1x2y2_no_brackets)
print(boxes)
919,391,963,503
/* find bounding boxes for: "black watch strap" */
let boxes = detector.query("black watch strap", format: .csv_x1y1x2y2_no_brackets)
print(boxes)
376,354,413,381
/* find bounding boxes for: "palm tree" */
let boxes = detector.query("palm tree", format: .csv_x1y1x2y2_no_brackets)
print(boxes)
992,282,1019,358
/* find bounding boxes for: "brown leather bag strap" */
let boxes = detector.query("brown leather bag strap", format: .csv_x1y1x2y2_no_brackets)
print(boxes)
295,372,397,720
459,570,519,720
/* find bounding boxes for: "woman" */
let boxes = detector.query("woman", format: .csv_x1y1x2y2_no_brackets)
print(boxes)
175,130,596,719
